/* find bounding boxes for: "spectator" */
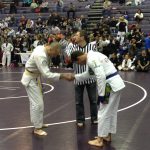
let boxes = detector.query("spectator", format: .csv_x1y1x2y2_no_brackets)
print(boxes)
30,0,39,12
26,19,34,34
0,2,5,14
118,54,135,71
109,17,118,33
135,0,143,6
67,2,76,19
136,50,150,72
126,0,133,6
56,0,64,12
134,9,143,24
119,0,125,5
40,0,49,13
102,0,112,17
1,38,14,67
144,33,150,53
23,0,32,7
116,16,128,45
9,2,17,14
110,52,120,69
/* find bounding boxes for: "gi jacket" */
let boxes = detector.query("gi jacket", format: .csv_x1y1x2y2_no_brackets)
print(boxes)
21,45,60,87
75,51,125,97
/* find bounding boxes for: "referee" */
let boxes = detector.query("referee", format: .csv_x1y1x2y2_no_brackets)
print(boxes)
66,30,97,127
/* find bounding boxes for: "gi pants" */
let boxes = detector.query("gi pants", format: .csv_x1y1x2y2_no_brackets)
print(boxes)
21,71,44,129
2,51,11,66
98,90,121,137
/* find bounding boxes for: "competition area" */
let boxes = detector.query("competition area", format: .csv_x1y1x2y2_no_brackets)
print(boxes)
0,67,149,150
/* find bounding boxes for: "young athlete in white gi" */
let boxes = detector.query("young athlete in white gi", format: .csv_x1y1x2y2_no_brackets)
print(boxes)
21,42,72,136
1,39,14,67
70,50,125,147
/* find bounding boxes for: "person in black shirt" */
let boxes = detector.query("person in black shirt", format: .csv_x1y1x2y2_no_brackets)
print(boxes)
136,50,150,72
116,16,128,45
110,52,120,69
66,30,97,127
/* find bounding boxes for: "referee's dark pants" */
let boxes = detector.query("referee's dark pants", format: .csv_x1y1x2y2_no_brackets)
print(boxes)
75,82,97,124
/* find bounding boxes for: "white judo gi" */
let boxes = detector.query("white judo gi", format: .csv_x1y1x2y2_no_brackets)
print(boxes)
1,42,14,66
21,45,60,128
75,50,125,137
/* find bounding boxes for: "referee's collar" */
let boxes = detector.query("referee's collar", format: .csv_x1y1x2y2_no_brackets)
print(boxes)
78,43,87,49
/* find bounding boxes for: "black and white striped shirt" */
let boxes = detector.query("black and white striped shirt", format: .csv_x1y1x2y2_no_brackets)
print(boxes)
67,42,97,85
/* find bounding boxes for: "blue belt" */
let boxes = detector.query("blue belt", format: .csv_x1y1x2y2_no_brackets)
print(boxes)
106,72,118,80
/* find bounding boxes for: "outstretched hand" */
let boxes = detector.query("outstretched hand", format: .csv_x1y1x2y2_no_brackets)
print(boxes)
60,73,75,81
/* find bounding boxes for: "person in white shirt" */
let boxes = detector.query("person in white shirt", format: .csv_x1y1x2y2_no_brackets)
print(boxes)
134,9,144,24
70,50,125,147
21,42,72,136
118,54,135,71
1,38,14,67
135,0,144,6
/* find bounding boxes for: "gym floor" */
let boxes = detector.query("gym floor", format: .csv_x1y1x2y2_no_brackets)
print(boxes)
0,67,149,150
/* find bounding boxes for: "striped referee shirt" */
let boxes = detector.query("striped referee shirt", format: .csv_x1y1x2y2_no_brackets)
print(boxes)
66,42,97,85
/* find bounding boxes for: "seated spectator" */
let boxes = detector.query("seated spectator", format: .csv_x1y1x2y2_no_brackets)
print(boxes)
8,14,17,27
80,15,87,30
0,2,5,14
136,50,150,72
51,25,61,35
132,29,143,50
52,13,61,26
19,15,27,29
9,2,17,14
102,0,112,17
123,11,129,21
32,34,44,48
134,9,143,24
40,0,49,13
144,33,150,54
56,0,64,12
135,0,143,6
126,0,133,6
109,17,118,33
110,52,120,69
23,0,32,7
119,0,125,5
26,19,34,33
128,38,137,58
30,0,39,12
73,18,82,31
118,54,135,71
67,2,76,19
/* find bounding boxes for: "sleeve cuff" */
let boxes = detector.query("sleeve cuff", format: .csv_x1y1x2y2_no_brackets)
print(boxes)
97,96,105,105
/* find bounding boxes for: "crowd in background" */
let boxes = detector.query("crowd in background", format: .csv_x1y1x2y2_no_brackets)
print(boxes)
0,0,150,72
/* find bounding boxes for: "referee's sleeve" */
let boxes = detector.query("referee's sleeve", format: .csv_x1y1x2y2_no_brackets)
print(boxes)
65,43,74,56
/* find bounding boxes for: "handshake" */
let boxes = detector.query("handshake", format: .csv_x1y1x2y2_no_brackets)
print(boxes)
60,73,75,81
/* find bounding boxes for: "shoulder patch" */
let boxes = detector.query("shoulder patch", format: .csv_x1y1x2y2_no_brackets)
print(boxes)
42,60,48,66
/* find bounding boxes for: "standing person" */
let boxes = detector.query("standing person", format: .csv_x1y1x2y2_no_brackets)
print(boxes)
102,0,112,17
66,30,97,127
21,42,72,136
70,50,125,147
1,38,14,67
67,2,76,19
116,16,128,45
134,9,144,24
